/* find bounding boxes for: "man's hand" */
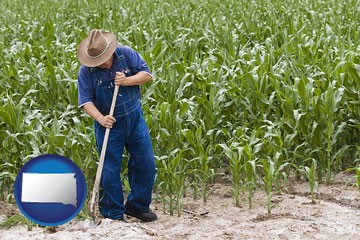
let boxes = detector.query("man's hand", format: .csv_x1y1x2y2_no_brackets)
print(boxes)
115,72,127,86
83,103,116,128
99,115,116,128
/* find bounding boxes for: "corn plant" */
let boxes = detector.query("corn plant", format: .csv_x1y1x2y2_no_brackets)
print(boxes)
244,159,257,209
356,167,360,192
321,83,345,183
300,158,318,203
0,214,34,231
219,143,245,208
156,149,188,216
242,131,262,209
345,164,360,192
261,158,275,214
182,124,216,202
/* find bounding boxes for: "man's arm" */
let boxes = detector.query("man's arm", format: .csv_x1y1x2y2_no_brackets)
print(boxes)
83,103,116,128
115,71,152,86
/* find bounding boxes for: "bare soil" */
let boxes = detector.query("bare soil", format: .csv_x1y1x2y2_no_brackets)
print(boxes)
0,172,359,240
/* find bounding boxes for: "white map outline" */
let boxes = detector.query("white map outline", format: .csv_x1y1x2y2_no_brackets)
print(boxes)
21,173,77,207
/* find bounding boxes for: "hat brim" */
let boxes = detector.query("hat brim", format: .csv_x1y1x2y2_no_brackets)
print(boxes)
77,32,117,67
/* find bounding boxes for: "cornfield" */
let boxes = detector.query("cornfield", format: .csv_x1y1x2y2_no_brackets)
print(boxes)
0,0,359,216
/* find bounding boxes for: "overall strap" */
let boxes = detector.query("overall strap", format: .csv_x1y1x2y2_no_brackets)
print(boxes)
115,47,129,75
114,46,141,100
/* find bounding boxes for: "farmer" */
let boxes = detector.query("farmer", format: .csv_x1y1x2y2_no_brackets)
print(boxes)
76,29,157,222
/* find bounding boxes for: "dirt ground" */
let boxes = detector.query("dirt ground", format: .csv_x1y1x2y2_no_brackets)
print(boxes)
0,172,359,240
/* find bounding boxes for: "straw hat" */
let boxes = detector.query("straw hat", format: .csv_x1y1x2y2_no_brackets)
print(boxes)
77,29,117,67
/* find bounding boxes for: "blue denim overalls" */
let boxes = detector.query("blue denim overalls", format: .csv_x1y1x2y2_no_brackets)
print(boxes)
92,48,155,219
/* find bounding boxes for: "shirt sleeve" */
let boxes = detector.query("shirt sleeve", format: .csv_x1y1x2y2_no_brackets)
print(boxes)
123,46,152,76
77,66,95,108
